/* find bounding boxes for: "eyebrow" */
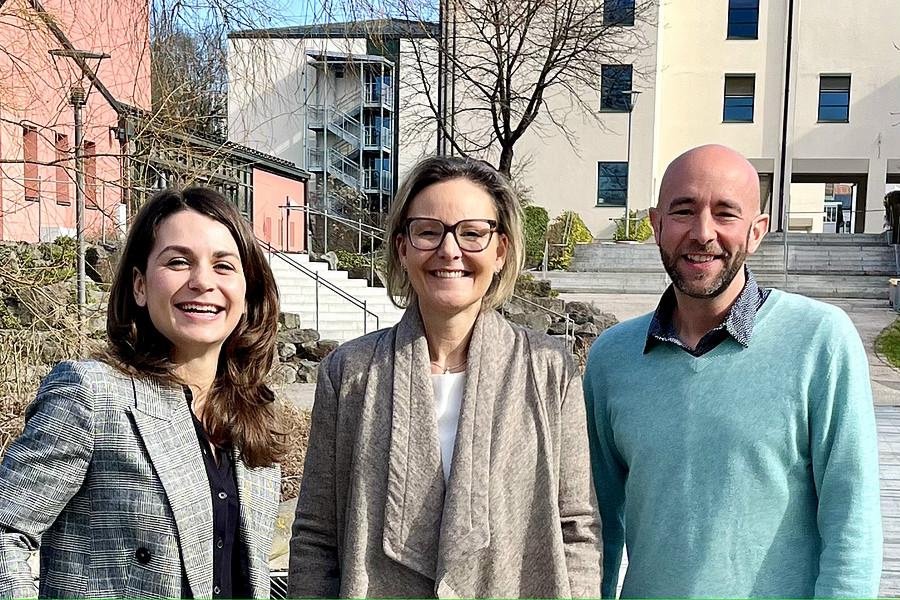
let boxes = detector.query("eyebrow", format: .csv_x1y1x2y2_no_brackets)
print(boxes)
666,197,744,215
156,245,240,260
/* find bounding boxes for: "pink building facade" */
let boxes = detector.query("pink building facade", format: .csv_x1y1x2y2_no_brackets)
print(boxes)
0,0,308,251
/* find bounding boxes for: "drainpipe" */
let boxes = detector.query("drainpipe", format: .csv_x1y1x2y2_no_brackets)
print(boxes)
778,0,796,284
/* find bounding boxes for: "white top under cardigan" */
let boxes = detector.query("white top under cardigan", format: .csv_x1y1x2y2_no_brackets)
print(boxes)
431,373,465,482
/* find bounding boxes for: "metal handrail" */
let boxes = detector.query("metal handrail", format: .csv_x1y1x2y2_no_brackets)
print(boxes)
284,209,573,347
258,237,379,335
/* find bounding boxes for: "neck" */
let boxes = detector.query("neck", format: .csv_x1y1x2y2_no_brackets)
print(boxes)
173,351,219,416
419,300,481,373
672,269,746,348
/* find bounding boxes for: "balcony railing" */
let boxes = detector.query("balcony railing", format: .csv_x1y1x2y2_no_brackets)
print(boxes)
364,81,393,106
364,169,392,193
363,126,393,148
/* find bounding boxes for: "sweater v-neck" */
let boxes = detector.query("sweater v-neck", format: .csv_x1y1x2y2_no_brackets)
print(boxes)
667,290,783,371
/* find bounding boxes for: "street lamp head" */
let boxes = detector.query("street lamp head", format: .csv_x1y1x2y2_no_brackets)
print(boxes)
48,48,110,106
620,89,642,111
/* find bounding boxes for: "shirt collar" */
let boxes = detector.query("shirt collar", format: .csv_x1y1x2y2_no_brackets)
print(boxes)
644,266,769,354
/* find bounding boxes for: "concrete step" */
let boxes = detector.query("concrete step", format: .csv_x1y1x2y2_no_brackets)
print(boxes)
539,271,892,299
269,251,404,343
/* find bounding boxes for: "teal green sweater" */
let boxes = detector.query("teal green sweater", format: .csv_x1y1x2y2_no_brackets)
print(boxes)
584,290,882,598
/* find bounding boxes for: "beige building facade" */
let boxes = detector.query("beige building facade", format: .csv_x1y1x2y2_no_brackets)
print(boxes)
229,2,900,239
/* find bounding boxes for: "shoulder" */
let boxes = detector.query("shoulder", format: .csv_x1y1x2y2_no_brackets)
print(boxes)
41,359,129,392
764,290,857,337
586,312,653,366
318,327,391,384
514,323,576,378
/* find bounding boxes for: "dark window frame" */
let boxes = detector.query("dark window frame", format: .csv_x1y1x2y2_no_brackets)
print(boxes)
600,64,634,112
727,0,759,39
597,161,629,206
604,0,635,25
818,75,851,123
723,74,756,123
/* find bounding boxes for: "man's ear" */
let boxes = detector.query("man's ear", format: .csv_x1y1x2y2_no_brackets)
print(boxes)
649,207,661,244
746,214,769,255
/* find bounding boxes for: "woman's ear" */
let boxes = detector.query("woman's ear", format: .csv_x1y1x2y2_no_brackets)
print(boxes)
133,267,147,307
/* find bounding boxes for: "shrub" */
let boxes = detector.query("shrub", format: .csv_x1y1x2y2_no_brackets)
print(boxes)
523,205,549,268
546,211,594,270
613,210,654,242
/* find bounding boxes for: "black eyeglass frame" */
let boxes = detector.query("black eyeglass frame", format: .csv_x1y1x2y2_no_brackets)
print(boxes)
403,217,500,252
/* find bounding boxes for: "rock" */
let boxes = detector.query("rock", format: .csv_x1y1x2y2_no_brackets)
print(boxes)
277,328,319,345
547,319,570,336
277,342,297,361
296,359,319,383
575,322,599,337
590,312,618,333
85,244,119,284
565,301,603,316
507,311,552,333
531,297,566,314
271,364,297,385
279,312,302,330
501,298,527,316
298,339,340,361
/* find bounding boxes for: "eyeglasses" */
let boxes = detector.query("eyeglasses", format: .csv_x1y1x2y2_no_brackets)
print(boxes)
404,218,499,252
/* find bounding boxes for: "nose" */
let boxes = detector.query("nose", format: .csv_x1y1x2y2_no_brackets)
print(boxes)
690,210,716,246
436,227,463,259
188,264,215,291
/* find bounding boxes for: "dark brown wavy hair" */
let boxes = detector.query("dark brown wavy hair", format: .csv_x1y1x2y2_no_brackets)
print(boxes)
104,186,284,467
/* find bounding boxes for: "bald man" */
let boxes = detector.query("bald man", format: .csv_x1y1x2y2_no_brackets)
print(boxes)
583,145,882,598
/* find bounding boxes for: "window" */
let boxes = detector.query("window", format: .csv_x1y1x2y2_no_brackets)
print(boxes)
597,162,628,206
723,75,755,122
818,75,850,122
23,126,39,201
55,133,70,205
727,0,759,39
84,140,97,208
600,65,633,111
604,0,634,25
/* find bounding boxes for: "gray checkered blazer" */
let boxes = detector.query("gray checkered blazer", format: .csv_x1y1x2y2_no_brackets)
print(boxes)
0,360,281,599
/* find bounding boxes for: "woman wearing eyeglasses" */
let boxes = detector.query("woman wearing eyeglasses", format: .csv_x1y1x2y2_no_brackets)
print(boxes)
288,156,601,598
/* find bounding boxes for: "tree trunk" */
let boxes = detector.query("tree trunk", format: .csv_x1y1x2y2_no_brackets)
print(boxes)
498,145,514,177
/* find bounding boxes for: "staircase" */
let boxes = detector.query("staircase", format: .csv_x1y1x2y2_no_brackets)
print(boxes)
267,251,405,342
540,234,897,302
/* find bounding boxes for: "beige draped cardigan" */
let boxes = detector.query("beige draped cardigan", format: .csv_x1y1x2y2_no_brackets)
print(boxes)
288,306,601,598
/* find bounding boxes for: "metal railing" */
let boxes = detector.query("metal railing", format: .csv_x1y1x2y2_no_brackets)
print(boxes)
307,105,361,145
364,81,393,105
285,208,575,348
363,169,392,193
363,125,392,148
258,237,379,335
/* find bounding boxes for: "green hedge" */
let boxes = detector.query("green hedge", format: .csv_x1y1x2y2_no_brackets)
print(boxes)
546,211,593,270
613,210,654,242
523,205,549,268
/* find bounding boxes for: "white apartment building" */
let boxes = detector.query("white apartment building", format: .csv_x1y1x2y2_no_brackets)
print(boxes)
229,2,900,239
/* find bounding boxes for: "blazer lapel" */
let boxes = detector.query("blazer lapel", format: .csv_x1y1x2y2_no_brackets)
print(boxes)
234,452,280,598
129,377,213,599
381,305,445,580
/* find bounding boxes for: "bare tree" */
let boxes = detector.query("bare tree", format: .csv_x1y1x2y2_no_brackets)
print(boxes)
365,0,656,176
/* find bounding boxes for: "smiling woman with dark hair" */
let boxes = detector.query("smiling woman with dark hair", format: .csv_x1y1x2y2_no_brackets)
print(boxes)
0,187,284,599
289,156,601,598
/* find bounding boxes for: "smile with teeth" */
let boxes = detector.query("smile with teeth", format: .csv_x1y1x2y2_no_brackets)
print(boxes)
431,269,470,278
176,302,224,314
685,254,720,263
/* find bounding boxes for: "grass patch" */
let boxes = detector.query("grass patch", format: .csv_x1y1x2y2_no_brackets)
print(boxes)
876,317,900,369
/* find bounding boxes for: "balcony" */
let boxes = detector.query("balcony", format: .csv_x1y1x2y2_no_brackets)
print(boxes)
364,169,392,193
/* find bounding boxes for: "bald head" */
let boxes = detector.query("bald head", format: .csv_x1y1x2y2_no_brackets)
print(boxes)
659,144,761,216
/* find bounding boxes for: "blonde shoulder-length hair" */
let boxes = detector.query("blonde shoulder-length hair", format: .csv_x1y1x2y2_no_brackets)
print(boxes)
383,156,525,311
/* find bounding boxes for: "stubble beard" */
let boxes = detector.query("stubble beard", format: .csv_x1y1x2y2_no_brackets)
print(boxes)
658,229,751,299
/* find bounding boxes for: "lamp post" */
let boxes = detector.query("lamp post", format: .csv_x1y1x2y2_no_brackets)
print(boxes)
621,89,641,239
49,48,109,326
